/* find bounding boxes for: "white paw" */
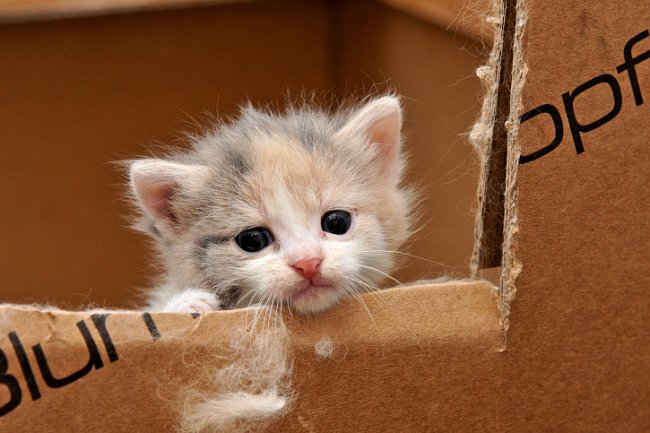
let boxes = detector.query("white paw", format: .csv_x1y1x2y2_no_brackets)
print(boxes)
160,289,223,312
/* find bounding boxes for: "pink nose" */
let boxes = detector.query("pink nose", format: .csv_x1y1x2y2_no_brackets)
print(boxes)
291,258,322,279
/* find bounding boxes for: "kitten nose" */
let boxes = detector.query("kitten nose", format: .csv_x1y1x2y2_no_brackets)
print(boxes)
291,258,322,279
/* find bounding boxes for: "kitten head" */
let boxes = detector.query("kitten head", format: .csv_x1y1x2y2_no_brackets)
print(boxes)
129,95,414,314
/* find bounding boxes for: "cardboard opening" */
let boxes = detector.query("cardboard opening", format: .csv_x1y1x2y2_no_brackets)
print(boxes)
0,0,488,308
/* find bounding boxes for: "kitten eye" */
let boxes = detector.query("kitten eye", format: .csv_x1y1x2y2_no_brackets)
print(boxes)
321,210,352,235
235,227,274,252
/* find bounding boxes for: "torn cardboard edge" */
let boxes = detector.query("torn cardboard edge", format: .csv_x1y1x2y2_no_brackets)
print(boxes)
0,280,502,431
469,0,512,271
498,0,526,330
470,0,526,329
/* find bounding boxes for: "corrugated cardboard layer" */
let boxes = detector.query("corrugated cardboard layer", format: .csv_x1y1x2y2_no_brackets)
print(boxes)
0,281,503,431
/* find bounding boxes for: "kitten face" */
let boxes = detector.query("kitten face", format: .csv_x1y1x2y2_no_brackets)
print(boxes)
130,96,413,314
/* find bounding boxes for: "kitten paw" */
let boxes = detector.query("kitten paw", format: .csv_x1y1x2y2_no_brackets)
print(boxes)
159,289,223,312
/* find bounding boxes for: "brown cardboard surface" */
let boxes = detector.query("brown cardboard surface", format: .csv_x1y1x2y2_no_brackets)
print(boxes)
0,0,492,43
0,281,503,431
502,0,650,430
0,0,484,308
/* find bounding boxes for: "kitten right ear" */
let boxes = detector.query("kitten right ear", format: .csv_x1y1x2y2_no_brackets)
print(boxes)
129,159,208,228
335,96,403,177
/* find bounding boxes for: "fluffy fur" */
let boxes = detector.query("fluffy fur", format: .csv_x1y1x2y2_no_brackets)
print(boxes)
129,95,415,314
183,391,286,432
179,320,292,433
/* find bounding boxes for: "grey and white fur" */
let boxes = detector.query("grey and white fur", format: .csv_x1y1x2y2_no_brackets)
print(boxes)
128,95,415,314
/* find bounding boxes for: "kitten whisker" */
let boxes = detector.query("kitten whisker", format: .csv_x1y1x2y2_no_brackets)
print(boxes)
354,274,392,307
348,274,391,310
341,281,375,322
359,265,403,286
273,300,280,333
237,288,259,308
362,249,448,267
271,292,284,335
250,290,275,334
286,296,295,320
274,299,285,332
249,305,263,335
263,292,278,335
266,294,278,336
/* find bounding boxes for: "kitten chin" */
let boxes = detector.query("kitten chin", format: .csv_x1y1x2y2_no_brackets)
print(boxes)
128,95,415,314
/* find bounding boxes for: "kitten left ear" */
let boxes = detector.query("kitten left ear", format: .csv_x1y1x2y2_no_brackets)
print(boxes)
129,159,209,230
336,96,402,174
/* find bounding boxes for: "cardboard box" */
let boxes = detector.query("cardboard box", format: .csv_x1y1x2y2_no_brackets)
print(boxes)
2,0,650,432
0,281,502,431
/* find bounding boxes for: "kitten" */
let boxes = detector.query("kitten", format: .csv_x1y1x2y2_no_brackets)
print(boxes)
128,95,414,314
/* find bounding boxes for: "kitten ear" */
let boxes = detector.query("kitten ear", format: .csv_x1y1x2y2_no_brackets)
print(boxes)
129,159,209,228
336,96,402,173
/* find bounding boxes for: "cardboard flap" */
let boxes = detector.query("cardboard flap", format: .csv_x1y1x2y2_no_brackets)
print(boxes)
0,280,502,431
464,0,650,429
